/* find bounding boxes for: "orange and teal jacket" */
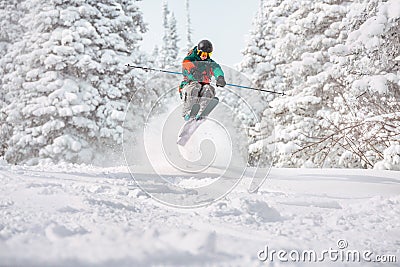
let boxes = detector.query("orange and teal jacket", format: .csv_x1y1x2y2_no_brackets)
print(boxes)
179,46,224,92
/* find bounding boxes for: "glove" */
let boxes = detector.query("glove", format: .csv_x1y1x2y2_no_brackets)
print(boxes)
216,76,226,87
179,91,183,99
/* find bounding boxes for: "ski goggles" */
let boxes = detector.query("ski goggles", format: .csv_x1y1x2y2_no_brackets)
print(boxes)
197,50,212,58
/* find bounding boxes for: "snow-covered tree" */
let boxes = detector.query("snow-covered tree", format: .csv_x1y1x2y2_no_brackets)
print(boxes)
0,0,149,164
242,0,350,166
267,0,351,167
159,1,179,68
161,0,169,28
306,0,400,169
240,0,291,165
0,0,26,99
165,12,179,66
0,0,24,55
0,0,27,157
240,0,271,74
240,0,299,99
185,0,193,50
243,0,400,170
149,45,159,65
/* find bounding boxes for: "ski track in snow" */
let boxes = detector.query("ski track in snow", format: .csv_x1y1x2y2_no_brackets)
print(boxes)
0,165,399,267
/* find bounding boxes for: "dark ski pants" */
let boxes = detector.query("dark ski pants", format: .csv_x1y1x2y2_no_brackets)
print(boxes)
182,82,215,117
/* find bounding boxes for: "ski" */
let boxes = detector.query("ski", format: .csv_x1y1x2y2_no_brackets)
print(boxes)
177,120,204,146
179,120,195,139
197,97,219,120
179,104,200,138
177,97,219,146
189,103,200,118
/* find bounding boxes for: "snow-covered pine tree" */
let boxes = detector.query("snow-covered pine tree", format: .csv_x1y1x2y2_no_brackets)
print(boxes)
0,0,26,101
165,12,179,67
159,0,169,67
245,0,399,169
159,1,179,68
223,1,277,166
0,0,25,57
150,45,159,65
0,0,27,157
243,0,351,167
240,0,269,76
185,0,193,51
311,0,400,169
1,0,148,164
240,0,289,165
240,0,298,100
161,0,169,28
269,0,352,168
146,1,181,104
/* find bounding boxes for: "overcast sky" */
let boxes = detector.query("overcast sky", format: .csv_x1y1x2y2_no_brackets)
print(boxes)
137,0,259,67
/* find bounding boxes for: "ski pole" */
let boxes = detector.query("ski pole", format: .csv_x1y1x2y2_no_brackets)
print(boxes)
126,64,182,75
226,83,285,95
127,64,285,95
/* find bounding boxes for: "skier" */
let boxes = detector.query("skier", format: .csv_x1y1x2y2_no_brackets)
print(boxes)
179,40,226,121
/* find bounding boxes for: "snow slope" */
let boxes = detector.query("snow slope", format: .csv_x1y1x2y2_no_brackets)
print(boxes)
0,164,399,266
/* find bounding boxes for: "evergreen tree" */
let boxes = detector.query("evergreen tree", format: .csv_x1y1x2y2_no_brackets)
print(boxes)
0,0,149,164
313,0,400,168
0,0,26,157
160,1,179,68
162,0,169,28
185,0,193,50
266,0,351,167
165,12,179,66
144,1,182,113
243,0,400,169
0,0,25,57
0,0,26,101
242,0,352,167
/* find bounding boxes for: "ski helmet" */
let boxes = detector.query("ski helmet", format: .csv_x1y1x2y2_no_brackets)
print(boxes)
197,40,213,53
